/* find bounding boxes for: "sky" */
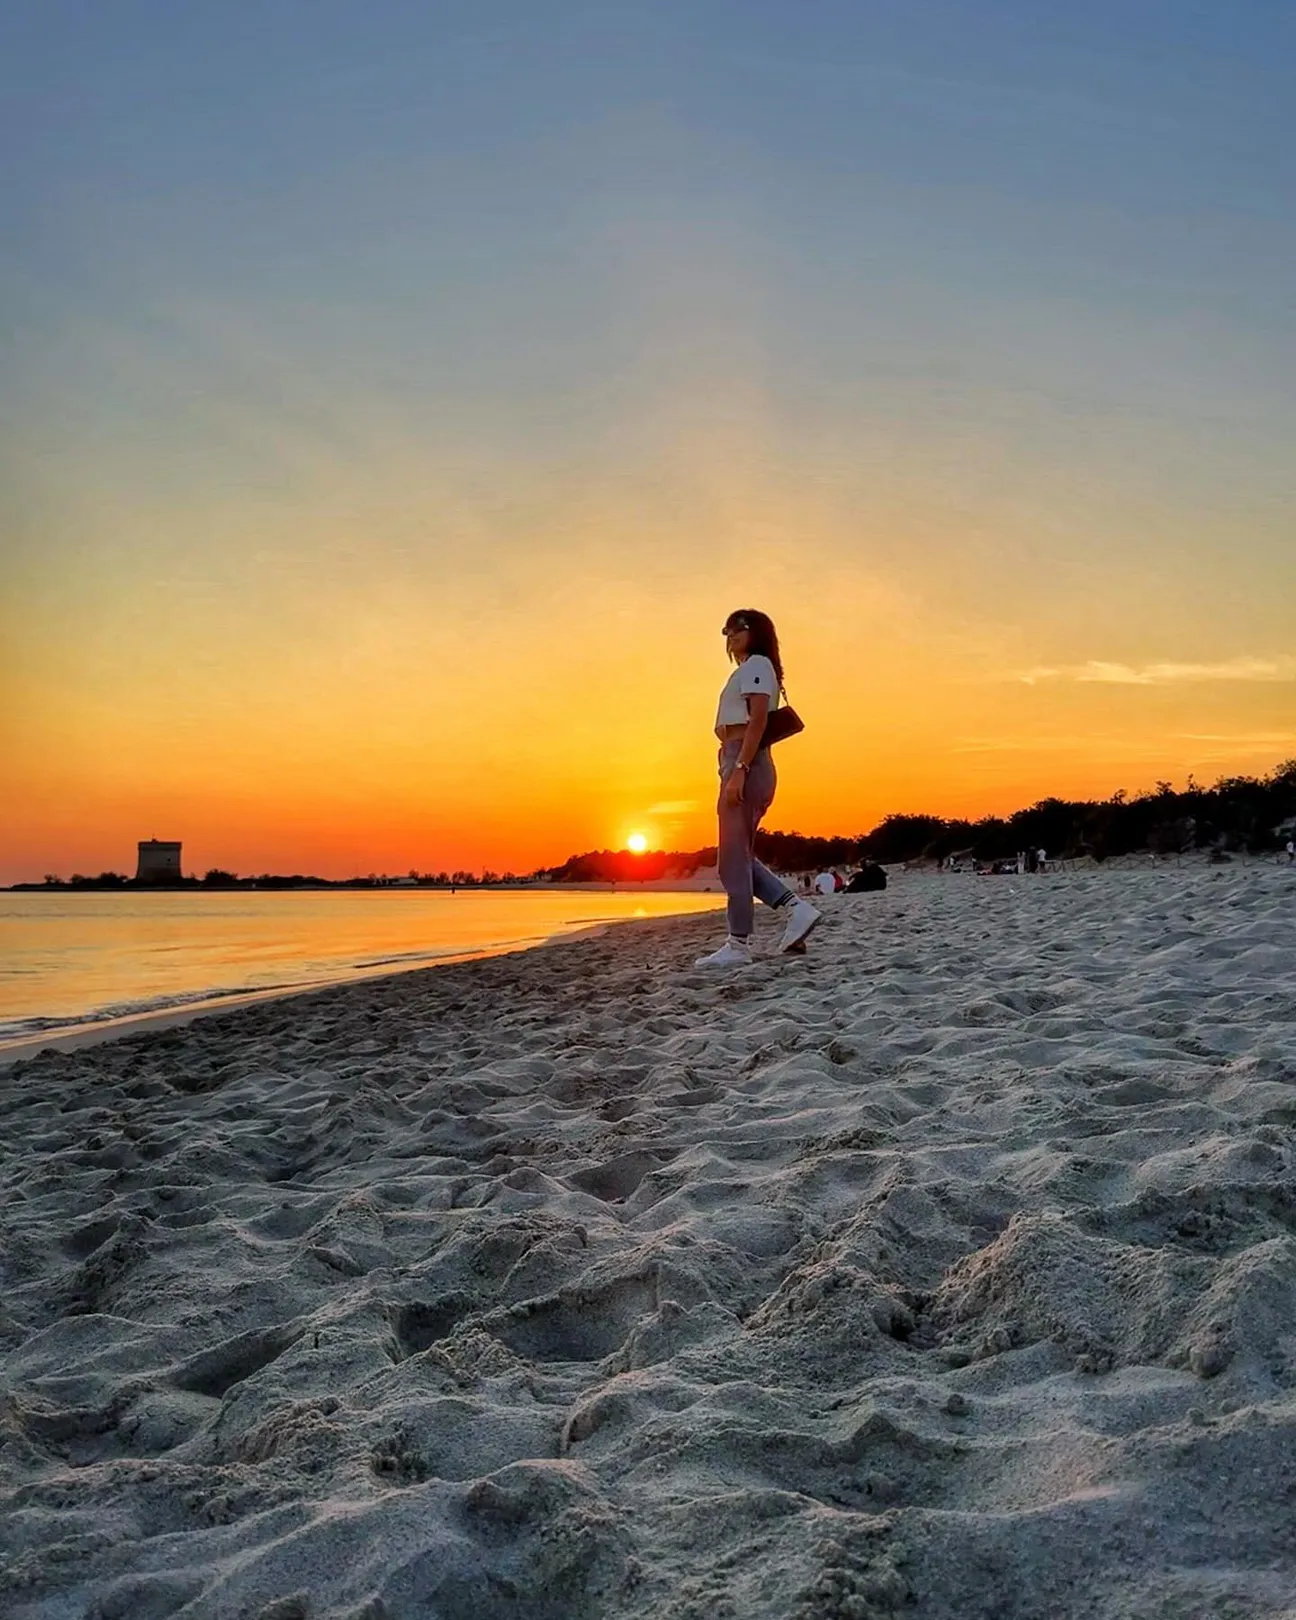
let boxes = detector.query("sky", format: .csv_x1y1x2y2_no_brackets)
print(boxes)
2,0,1294,881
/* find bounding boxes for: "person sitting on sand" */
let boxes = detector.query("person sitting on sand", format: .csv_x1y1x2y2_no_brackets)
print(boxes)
844,862,887,893
695,609,820,967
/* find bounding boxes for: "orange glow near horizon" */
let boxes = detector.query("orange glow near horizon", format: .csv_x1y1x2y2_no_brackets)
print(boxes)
4,517,1293,886
3,336,1294,886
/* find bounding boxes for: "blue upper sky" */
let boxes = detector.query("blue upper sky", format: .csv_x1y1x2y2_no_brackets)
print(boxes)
7,1,1293,442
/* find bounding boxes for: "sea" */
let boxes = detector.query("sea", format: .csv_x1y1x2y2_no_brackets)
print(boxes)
0,889,726,1048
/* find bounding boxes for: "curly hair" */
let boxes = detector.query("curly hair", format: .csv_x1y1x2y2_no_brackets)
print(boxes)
724,609,785,692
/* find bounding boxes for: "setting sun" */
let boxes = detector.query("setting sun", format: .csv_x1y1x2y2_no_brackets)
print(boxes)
626,832,648,854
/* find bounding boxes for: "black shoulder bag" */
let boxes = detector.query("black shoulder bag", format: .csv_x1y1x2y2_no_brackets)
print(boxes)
762,686,805,748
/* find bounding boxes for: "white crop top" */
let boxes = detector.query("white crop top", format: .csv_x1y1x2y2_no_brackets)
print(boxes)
715,654,781,730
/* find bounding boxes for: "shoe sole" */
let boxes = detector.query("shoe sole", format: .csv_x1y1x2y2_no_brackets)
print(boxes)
781,911,820,953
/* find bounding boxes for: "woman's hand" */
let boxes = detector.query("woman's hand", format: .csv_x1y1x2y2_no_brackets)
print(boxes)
724,766,746,807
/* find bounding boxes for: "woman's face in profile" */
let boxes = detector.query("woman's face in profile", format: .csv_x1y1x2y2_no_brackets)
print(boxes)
724,622,752,659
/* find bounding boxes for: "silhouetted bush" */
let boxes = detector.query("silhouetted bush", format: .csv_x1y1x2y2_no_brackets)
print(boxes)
542,759,1296,877
21,761,1296,893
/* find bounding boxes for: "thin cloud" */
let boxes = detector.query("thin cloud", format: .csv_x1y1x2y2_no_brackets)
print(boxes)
1179,732,1296,749
955,736,1104,753
1017,656,1296,686
647,799,700,815
953,735,1175,756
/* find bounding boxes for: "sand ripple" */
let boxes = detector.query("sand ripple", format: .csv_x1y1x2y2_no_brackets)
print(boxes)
2,863,1296,1618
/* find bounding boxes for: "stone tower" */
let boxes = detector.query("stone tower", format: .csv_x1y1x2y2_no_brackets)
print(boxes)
136,840,183,884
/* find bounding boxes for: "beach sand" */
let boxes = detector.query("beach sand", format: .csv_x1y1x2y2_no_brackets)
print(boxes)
2,862,1295,1618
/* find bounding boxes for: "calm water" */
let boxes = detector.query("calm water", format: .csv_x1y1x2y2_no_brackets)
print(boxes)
0,889,725,1045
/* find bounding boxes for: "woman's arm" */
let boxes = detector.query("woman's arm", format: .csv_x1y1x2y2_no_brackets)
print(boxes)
725,692,770,805
737,692,770,768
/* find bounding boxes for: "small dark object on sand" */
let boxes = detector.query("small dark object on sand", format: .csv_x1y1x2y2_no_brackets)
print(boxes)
844,863,887,894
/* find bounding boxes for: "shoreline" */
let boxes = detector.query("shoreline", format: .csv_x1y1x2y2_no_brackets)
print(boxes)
0,901,721,1068
4,854,1279,1066
1,877,726,895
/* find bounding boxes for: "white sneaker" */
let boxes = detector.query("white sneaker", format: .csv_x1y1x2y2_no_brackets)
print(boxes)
694,937,753,968
779,898,820,953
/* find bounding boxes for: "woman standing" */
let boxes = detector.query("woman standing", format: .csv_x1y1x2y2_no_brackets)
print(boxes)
696,610,820,967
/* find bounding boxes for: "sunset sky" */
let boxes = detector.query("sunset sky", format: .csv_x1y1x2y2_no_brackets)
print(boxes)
3,1,1294,882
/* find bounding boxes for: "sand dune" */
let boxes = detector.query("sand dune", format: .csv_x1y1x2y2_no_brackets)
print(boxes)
2,863,1295,1618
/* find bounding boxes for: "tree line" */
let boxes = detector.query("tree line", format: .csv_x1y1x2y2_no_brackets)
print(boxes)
543,760,1296,881
16,761,1295,890
20,870,525,891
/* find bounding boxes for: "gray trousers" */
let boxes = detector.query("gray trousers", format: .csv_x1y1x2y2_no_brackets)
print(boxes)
717,740,795,937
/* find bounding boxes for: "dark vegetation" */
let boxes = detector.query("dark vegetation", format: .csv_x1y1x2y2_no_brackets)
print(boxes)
19,869,521,891
543,760,1296,881
15,762,1296,890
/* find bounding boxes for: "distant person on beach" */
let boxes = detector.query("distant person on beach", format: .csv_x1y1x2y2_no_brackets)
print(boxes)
1287,840,1295,864
814,870,836,895
695,609,820,967
845,863,887,893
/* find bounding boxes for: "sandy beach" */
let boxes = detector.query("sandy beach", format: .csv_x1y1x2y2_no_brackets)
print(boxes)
2,861,1295,1619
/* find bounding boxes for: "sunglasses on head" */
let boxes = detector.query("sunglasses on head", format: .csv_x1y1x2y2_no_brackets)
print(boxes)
724,620,750,635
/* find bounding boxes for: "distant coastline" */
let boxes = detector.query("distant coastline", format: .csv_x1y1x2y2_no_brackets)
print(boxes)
10,757,1295,893
5,876,723,894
